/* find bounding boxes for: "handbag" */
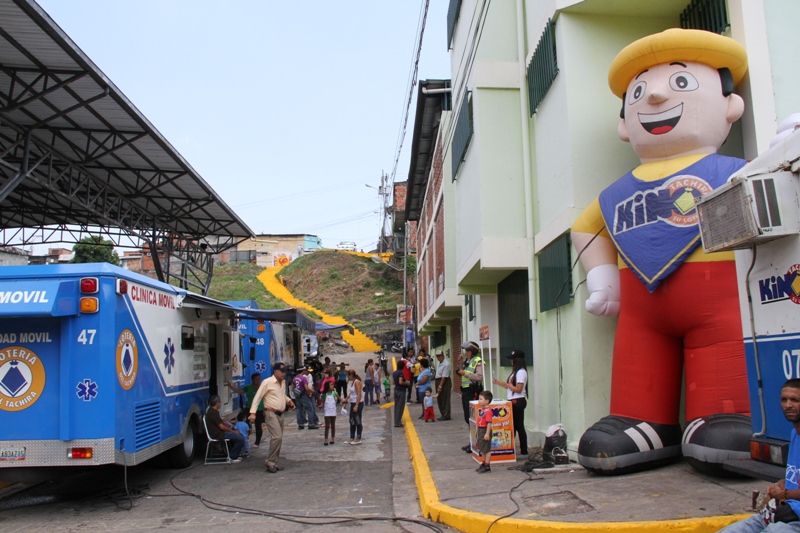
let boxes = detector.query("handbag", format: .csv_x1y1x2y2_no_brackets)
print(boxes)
775,501,799,523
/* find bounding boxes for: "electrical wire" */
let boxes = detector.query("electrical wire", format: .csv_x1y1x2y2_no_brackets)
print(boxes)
139,461,446,532
483,472,541,533
300,209,378,232
389,0,430,185
232,178,369,211
552,226,607,424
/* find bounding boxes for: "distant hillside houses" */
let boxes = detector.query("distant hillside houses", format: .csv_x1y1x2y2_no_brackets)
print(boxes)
231,234,322,267
27,247,73,265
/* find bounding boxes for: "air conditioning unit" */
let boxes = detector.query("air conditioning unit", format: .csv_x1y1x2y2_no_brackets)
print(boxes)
696,128,800,253
696,171,800,252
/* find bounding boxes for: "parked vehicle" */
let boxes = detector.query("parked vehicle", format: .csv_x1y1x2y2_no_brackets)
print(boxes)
0,263,246,469
334,241,357,251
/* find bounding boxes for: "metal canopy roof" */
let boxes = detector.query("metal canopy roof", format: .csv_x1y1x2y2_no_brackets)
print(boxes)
405,79,451,224
0,0,253,292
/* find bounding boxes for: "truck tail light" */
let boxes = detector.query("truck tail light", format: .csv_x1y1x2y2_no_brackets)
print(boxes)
257,320,266,333
80,277,98,294
68,447,93,459
750,440,786,465
116,279,128,294
80,297,99,313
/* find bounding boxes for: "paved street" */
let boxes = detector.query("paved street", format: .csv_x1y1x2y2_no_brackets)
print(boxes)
0,351,452,533
0,349,777,533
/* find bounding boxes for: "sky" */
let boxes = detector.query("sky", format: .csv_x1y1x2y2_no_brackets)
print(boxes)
35,0,451,252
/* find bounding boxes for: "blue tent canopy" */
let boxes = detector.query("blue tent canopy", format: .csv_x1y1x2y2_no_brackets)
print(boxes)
315,323,354,335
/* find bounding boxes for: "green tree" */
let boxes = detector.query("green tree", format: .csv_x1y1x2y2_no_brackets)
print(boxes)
71,236,120,265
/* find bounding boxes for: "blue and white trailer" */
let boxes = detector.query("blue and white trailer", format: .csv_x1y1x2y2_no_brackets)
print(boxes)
224,300,321,410
0,263,245,468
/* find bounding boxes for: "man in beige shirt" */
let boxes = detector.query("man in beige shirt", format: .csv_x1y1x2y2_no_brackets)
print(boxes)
249,362,295,473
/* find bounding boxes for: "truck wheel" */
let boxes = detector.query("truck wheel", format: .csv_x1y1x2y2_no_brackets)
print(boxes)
166,422,195,468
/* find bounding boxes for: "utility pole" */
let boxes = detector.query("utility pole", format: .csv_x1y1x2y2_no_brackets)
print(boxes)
367,172,388,256
379,171,385,255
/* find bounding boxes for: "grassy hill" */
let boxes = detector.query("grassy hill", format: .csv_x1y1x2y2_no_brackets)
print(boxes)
280,251,404,316
206,262,286,309
206,252,406,341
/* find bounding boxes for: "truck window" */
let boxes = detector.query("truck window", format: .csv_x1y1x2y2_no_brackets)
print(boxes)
181,325,194,350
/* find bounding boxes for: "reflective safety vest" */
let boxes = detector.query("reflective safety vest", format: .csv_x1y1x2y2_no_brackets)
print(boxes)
460,356,482,389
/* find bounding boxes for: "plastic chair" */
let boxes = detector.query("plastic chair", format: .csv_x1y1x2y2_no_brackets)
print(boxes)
203,414,232,465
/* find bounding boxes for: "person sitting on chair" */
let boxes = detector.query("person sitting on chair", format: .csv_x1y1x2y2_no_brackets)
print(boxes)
206,394,245,463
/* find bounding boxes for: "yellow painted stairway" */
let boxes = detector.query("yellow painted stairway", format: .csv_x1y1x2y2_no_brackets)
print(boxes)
257,266,380,352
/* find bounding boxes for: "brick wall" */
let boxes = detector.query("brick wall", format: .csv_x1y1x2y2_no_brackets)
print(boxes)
435,204,444,298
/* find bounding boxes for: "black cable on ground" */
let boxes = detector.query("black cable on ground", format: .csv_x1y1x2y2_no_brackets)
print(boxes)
484,473,539,533
140,461,446,533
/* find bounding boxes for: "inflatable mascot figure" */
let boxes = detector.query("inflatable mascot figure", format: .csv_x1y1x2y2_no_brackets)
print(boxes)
572,28,752,475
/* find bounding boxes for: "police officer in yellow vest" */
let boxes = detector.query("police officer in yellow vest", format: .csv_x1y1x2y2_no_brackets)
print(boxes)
457,341,484,452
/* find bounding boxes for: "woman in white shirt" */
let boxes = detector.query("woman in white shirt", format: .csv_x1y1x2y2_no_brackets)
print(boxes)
492,350,528,456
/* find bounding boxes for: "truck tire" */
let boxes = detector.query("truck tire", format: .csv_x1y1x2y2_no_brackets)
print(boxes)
166,422,195,468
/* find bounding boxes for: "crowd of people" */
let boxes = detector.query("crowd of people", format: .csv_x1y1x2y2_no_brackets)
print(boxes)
215,342,531,477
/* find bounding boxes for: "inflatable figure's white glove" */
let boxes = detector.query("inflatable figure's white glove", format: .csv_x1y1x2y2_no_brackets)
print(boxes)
585,264,620,317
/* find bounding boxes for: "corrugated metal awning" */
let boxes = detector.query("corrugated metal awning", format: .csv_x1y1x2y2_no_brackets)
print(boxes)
0,0,253,250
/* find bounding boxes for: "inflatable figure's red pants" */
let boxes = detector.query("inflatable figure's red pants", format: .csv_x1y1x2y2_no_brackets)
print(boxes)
610,261,750,424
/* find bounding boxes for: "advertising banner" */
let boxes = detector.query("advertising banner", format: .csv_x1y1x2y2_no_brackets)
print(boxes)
469,400,516,463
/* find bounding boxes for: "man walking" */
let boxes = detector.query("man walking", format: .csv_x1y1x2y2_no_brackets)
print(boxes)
717,379,800,531
249,362,295,473
293,366,319,429
405,325,414,350
206,395,245,462
434,350,451,420
393,360,410,428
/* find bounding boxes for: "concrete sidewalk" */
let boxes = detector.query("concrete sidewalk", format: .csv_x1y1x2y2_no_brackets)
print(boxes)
397,388,769,533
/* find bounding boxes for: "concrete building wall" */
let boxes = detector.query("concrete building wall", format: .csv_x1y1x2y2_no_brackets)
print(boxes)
237,234,319,266
434,0,800,453
0,248,29,266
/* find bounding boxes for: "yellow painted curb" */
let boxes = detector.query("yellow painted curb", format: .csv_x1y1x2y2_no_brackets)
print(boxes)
402,411,749,533
380,402,395,409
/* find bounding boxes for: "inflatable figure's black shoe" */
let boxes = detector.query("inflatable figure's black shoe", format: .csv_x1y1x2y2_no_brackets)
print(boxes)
578,415,682,475
682,414,751,477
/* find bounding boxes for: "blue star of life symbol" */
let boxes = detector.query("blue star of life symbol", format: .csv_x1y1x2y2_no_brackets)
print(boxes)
76,379,98,401
255,360,267,373
163,338,175,374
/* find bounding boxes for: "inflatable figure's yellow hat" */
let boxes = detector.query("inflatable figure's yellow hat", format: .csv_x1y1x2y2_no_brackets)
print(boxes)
608,28,748,98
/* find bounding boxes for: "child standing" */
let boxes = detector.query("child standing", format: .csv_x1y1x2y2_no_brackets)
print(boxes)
322,380,338,445
476,391,494,473
383,375,391,398
234,411,251,457
373,363,382,404
423,389,436,422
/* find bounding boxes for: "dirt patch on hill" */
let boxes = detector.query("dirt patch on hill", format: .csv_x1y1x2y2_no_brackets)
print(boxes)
280,251,404,318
